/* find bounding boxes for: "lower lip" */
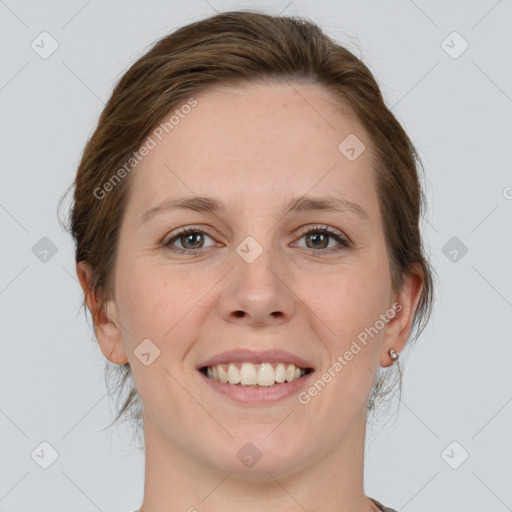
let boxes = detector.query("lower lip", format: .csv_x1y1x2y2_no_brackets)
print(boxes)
198,370,315,405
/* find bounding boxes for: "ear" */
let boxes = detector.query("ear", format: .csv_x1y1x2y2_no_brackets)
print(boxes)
380,265,424,367
76,261,128,365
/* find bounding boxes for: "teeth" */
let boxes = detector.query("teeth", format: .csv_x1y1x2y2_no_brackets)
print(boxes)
204,362,309,386
227,363,240,384
286,364,295,382
275,363,286,383
240,362,258,385
218,364,228,383
257,363,275,386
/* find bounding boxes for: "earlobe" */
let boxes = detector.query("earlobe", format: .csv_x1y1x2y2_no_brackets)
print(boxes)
380,268,424,367
75,261,129,365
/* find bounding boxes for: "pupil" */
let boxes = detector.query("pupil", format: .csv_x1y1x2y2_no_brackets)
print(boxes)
183,233,203,248
307,232,328,249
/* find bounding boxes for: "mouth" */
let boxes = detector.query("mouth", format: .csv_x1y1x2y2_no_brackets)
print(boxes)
199,362,313,387
197,348,316,404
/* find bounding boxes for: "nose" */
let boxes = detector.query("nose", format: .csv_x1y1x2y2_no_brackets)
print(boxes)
217,248,295,327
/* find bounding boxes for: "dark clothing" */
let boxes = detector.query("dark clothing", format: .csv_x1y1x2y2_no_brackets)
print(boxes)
133,498,397,511
370,497,398,511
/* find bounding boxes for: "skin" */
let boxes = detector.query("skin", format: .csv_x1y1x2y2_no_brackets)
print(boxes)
77,82,423,512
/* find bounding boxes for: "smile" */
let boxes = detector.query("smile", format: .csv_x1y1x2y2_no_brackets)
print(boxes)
200,362,312,387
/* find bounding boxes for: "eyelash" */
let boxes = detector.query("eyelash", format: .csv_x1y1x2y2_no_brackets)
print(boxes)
161,225,351,256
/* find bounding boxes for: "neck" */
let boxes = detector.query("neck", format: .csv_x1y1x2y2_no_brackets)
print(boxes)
138,410,378,512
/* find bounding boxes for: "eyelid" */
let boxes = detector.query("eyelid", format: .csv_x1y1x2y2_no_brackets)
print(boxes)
295,223,346,240
162,225,218,248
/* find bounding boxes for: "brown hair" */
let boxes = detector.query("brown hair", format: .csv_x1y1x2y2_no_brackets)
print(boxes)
60,9,435,433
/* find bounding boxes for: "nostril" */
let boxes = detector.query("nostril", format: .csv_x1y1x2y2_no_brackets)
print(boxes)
234,311,245,318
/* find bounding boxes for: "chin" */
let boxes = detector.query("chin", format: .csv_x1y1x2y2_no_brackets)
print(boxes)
200,429,311,479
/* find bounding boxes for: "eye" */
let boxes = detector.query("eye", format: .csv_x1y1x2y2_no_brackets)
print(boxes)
162,227,217,255
161,224,351,256
293,225,351,254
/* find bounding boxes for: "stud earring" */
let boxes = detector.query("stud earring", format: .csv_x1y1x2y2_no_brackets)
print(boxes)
389,348,400,361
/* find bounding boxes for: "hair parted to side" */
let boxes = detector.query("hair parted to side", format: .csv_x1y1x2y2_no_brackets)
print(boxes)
60,9,435,436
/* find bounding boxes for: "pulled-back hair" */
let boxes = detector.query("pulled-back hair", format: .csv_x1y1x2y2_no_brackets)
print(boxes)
61,10,435,433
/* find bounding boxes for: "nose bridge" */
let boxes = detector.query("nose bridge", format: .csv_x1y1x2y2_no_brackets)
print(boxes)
218,233,295,325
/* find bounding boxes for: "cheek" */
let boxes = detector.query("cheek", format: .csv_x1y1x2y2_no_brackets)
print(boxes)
301,265,389,336
297,265,390,403
115,258,217,358
113,258,179,346
313,265,391,397
114,264,195,409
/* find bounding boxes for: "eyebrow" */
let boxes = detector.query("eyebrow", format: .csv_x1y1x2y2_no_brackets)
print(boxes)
141,194,370,224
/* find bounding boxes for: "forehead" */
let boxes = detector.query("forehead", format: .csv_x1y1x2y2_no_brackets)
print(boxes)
126,81,378,220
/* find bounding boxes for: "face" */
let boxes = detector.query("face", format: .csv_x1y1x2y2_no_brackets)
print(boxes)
88,82,416,479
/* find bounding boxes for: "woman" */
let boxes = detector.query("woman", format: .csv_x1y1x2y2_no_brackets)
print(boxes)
66,10,434,512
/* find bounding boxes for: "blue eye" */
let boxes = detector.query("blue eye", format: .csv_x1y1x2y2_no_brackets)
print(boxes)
163,227,216,255
293,225,351,254
162,225,351,256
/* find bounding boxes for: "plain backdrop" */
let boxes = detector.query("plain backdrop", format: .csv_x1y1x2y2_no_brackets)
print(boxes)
1,1,511,511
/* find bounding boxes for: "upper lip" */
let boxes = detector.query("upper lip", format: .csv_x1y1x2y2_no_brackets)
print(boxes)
198,348,315,370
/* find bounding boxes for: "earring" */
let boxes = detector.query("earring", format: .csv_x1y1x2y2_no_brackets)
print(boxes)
389,348,400,361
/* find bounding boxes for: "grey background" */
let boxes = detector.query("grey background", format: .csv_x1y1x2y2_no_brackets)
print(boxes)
1,0,511,511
